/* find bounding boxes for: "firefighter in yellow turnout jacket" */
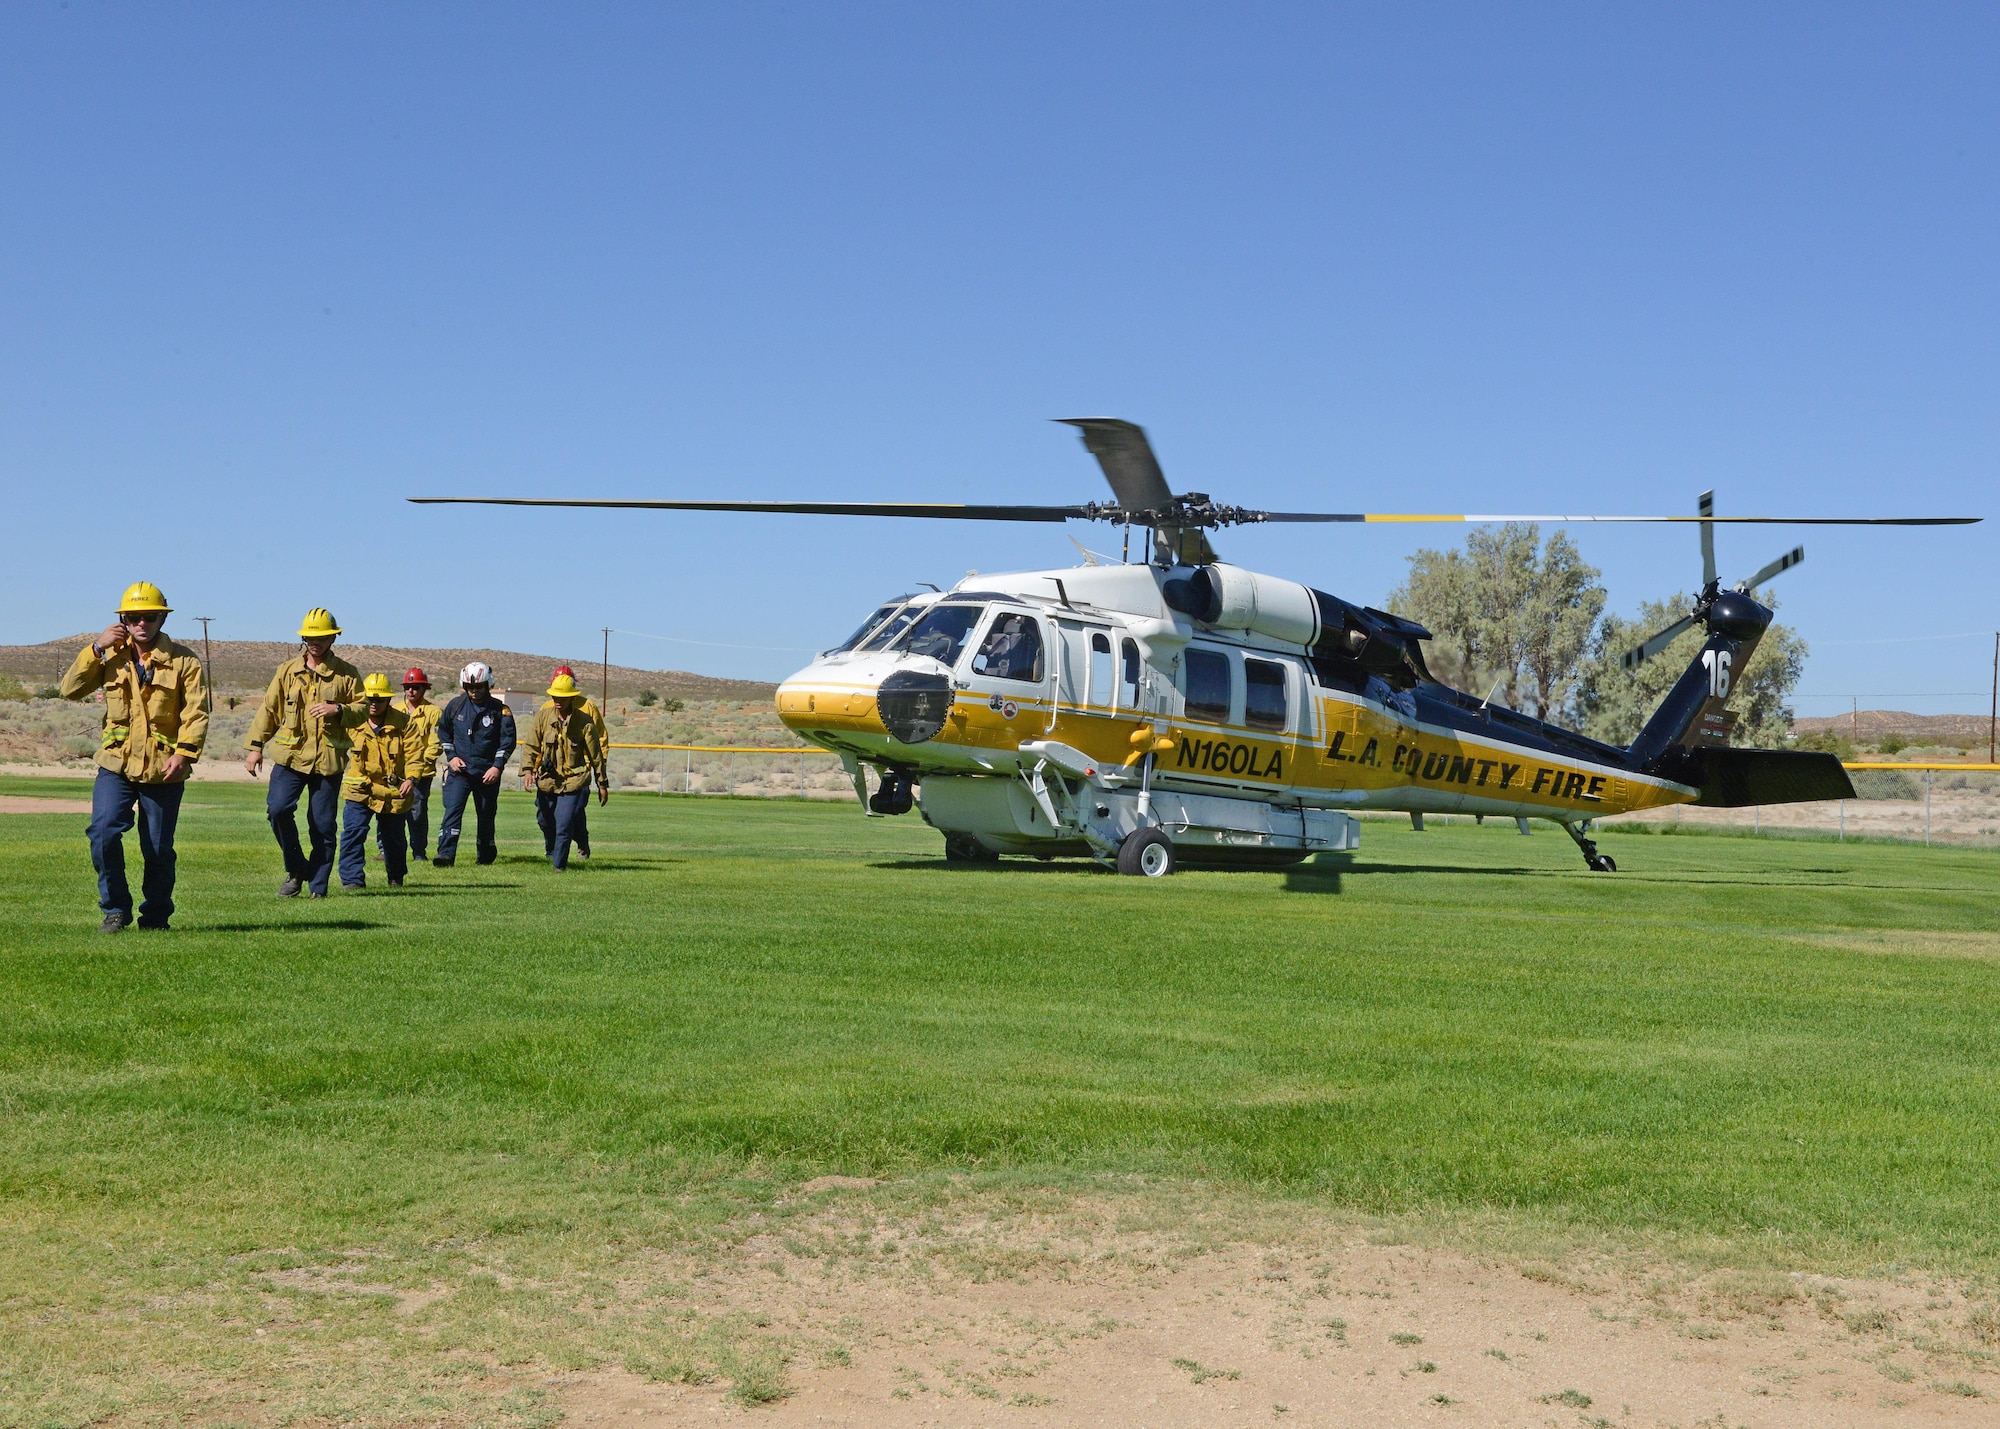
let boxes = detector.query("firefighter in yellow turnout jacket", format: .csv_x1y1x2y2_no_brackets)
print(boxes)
384,667,443,861
59,582,209,932
244,608,363,898
521,673,608,870
338,674,417,890
550,665,606,858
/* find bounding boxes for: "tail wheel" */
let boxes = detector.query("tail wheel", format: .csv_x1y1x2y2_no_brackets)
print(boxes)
1117,828,1176,878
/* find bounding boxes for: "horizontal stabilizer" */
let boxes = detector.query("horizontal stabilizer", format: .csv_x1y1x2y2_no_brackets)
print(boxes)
1666,748,1857,807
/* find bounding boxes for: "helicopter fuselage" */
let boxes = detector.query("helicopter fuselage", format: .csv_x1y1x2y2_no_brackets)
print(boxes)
776,560,1698,865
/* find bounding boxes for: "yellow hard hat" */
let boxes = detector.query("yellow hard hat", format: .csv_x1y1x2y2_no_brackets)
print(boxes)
362,672,396,698
298,607,342,639
118,581,171,614
547,673,584,699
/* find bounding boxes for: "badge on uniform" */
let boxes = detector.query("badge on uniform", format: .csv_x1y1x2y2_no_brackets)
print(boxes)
482,715,492,726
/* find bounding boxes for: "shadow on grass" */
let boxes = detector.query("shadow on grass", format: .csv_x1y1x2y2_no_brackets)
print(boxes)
205,919,387,933
868,858,1109,876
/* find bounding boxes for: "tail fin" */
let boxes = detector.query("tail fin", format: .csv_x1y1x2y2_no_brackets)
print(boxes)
1627,587,1856,805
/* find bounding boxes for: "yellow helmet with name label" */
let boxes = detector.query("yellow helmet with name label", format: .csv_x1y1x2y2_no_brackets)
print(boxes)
118,581,171,614
547,674,584,699
361,672,396,698
298,608,342,638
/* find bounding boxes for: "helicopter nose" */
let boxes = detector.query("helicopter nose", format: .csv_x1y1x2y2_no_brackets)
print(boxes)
878,668,954,745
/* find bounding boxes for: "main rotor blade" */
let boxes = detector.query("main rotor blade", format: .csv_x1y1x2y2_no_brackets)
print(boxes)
1254,512,1980,525
1620,613,1700,671
1699,490,1717,588
1056,418,1175,514
1738,545,1804,591
407,497,1093,522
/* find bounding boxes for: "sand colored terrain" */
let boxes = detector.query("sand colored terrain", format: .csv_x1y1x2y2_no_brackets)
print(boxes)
520,1187,2000,1426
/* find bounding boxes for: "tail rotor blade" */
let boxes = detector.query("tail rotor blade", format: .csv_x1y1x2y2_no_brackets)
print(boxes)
1738,545,1804,592
1621,613,1699,671
1699,490,1716,587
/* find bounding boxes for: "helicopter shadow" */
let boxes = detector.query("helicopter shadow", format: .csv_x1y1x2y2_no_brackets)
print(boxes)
869,858,1110,877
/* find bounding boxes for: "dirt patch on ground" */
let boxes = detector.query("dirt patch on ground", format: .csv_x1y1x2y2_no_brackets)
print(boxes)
0,794,90,813
545,1192,2000,1427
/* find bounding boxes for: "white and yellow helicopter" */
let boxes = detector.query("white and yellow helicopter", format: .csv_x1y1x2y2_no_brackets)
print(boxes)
414,420,1977,876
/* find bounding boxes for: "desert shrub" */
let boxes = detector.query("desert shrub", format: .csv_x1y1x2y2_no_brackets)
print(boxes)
1793,729,1856,761
1878,733,1908,755
0,674,29,702
1851,769,1920,800
636,689,657,707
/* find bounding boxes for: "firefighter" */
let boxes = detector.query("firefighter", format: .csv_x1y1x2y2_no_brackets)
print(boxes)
550,664,608,857
434,662,515,866
245,608,363,898
521,672,607,870
382,667,442,862
58,581,209,932
338,674,416,890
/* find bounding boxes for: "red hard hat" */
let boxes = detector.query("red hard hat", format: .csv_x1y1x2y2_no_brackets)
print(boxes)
553,664,575,679
403,667,430,687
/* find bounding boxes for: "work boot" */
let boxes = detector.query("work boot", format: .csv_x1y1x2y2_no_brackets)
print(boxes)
308,889,327,900
432,856,454,868
137,918,170,931
388,877,404,888
98,910,131,934
342,882,365,893
279,874,302,898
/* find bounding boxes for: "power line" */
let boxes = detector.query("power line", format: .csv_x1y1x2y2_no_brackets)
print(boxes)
612,627,813,654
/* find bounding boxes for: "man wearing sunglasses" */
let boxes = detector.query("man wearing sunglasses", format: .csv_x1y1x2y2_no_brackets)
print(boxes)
59,582,209,933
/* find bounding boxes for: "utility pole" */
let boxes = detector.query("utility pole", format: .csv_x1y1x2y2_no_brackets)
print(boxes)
196,617,216,711
602,626,611,713
1852,696,1859,744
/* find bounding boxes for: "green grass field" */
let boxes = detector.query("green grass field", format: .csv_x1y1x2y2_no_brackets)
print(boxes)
3,773,1998,1423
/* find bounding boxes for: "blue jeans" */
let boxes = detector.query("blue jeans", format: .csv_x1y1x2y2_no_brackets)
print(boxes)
267,763,341,895
89,768,185,924
340,800,407,888
437,769,500,863
535,788,589,869
380,776,433,859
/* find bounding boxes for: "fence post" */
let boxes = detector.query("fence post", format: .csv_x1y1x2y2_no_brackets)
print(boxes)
685,747,692,794
729,752,735,797
1838,800,1843,842
798,751,805,796
1925,769,1931,846
1753,806,1759,837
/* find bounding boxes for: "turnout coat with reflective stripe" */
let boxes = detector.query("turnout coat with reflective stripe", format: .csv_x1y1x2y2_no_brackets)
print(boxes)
60,638,208,782
390,696,443,779
340,707,415,813
246,652,364,776
522,700,606,795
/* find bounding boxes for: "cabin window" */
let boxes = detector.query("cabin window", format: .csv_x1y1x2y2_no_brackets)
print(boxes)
971,612,1045,682
832,601,903,653
1245,658,1288,732
1121,639,1142,709
860,604,924,652
1089,632,1114,708
1183,647,1232,723
895,604,985,668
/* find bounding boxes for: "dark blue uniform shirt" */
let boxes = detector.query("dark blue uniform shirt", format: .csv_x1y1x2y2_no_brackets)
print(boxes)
438,694,516,773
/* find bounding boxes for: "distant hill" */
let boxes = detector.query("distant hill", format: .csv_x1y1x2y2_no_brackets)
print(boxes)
0,635,778,703
1793,709,1994,744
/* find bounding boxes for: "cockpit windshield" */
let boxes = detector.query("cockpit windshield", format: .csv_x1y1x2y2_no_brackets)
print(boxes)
859,603,926,652
891,603,986,668
830,600,906,654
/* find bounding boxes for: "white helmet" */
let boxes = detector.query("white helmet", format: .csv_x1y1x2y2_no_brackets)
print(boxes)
459,661,493,686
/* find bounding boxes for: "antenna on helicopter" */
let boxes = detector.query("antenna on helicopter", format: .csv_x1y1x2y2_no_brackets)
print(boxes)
1620,491,1809,671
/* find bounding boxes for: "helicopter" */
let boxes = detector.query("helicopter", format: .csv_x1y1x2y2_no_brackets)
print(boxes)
412,419,1978,876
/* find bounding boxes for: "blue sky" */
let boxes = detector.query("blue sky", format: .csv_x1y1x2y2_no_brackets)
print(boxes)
3,4,1994,714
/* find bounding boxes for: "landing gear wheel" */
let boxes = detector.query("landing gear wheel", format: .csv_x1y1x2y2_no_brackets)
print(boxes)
944,834,999,864
1117,828,1176,878
1589,854,1617,873
869,769,915,816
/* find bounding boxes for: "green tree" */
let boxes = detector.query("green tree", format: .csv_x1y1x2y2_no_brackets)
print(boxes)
1571,590,1806,747
1387,523,1606,721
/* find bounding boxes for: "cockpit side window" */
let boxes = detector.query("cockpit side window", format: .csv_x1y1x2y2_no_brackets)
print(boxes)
832,601,903,654
972,612,1045,683
892,603,985,668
